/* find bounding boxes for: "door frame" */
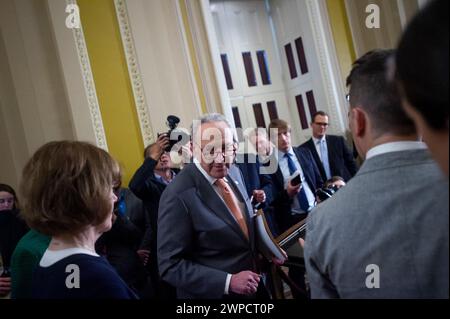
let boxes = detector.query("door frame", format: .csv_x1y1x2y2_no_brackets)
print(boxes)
197,0,349,135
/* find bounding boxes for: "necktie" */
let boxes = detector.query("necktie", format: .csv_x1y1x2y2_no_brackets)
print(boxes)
215,178,249,240
284,153,310,212
319,139,332,180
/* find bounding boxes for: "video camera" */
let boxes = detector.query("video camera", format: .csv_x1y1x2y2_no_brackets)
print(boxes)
158,115,190,152
315,184,340,202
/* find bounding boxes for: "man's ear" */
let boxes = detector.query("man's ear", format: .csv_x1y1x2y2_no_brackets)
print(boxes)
351,107,367,138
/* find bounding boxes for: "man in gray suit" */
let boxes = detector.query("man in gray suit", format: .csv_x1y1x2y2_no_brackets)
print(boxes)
303,50,449,298
158,113,284,299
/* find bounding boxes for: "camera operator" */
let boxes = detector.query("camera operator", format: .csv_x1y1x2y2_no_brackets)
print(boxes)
129,133,181,299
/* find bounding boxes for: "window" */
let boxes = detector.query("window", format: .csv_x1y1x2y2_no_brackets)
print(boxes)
221,54,234,90
256,50,271,85
242,52,257,87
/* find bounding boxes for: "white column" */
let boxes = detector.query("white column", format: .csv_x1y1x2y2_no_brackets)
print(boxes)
124,0,204,134
47,0,108,150
199,0,235,127
304,0,348,133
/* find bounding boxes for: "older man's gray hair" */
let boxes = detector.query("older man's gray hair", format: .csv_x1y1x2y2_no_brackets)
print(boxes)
190,113,235,141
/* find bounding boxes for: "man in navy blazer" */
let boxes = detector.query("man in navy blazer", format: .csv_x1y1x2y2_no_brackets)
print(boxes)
300,111,358,182
263,119,322,299
266,119,323,234
235,129,279,236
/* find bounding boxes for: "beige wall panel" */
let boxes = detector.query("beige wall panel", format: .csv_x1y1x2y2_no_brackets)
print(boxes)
0,34,28,189
125,0,202,134
0,0,74,187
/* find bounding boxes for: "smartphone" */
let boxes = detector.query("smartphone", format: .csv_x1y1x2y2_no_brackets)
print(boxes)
290,172,302,186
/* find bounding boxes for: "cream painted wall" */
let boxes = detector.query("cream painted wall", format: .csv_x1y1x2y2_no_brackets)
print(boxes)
125,0,203,136
0,35,29,189
180,0,223,115
0,0,74,189
345,0,422,58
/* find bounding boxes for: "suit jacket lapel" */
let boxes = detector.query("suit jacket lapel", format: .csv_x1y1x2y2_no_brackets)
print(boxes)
308,138,326,180
274,165,285,189
149,175,168,188
192,165,250,243
326,135,337,175
294,148,315,190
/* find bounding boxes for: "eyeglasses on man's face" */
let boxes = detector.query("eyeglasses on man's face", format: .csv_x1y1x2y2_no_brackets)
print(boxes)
313,122,329,127
197,143,237,161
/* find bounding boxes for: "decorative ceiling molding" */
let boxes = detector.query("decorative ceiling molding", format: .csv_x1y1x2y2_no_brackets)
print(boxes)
114,0,154,146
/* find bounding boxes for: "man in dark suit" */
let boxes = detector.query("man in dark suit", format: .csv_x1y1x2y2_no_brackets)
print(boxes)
300,111,358,182
158,113,284,299
235,129,278,236
267,119,323,234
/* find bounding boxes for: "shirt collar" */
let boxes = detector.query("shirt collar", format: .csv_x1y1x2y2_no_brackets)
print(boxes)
312,136,326,145
366,141,427,160
278,147,295,159
194,159,217,185
154,170,176,185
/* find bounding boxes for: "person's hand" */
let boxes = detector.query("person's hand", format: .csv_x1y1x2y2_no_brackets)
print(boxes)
272,248,288,266
148,134,170,160
286,180,301,198
179,144,192,165
252,190,266,203
229,271,261,295
0,276,11,296
137,249,150,266
315,195,322,204
299,238,305,248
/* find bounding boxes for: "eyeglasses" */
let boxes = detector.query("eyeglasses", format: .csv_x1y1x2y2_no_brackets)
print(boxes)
196,143,237,161
313,122,329,127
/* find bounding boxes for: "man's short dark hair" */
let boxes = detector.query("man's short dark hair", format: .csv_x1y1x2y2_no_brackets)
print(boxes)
311,111,329,123
324,176,345,188
346,49,416,137
396,0,449,131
